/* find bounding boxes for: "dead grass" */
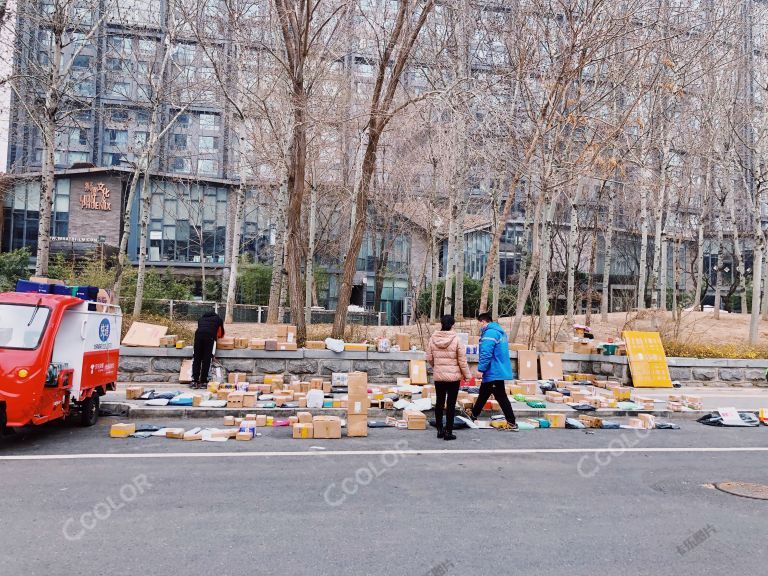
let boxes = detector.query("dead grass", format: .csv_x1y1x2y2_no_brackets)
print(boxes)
662,340,768,359
123,313,195,343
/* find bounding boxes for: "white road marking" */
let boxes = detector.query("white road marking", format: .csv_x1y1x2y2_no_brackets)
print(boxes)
1,446,768,461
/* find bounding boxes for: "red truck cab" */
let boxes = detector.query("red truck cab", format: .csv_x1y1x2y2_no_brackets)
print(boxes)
0,292,122,433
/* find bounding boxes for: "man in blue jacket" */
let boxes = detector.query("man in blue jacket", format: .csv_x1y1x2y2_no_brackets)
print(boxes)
463,313,518,430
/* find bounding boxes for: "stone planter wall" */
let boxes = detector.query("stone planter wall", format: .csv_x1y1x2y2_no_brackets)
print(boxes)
119,348,768,387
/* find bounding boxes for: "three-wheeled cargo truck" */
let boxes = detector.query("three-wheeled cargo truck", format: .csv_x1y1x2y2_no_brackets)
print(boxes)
0,291,122,434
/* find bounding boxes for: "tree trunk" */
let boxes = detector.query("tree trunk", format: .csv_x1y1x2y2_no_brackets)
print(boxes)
750,242,763,344
224,180,246,324
443,195,455,316
510,194,542,342
537,196,552,342
113,167,142,297
713,200,724,320
429,233,438,322
637,184,649,310
566,202,578,325
132,173,151,318
761,233,768,320
650,175,667,309
727,181,748,314
659,232,668,311
305,183,317,325
36,114,56,276
454,199,465,321
267,187,287,324
600,187,616,321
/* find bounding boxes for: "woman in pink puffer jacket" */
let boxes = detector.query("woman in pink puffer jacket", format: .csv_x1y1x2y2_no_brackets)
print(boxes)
426,315,471,441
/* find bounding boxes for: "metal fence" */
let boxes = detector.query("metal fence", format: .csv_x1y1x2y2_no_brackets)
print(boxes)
123,299,386,325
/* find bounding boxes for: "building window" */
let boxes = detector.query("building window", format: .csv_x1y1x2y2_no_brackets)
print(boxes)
199,136,218,151
199,113,219,130
173,43,195,65
198,159,218,174
106,58,125,71
175,113,190,128
138,38,156,53
108,36,132,54
136,110,150,124
102,153,123,166
172,134,187,149
106,129,129,146
171,157,192,173
111,109,130,122
73,55,91,69
69,127,88,146
135,131,148,147
108,82,131,99
68,151,89,164
74,81,95,97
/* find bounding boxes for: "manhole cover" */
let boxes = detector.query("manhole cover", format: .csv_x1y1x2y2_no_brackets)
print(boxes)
714,482,768,500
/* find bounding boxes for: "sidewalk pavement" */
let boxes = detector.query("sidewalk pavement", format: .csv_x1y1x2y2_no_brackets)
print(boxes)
103,382,768,422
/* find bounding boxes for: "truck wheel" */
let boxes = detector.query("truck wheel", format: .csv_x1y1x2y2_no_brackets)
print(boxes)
0,403,6,437
80,394,100,427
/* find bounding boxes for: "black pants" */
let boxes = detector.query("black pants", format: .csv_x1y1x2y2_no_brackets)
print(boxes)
472,379,516,424
435,381,460,433
192,335,215,384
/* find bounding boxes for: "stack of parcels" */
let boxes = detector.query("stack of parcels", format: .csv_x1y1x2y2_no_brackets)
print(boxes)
347,371,370,437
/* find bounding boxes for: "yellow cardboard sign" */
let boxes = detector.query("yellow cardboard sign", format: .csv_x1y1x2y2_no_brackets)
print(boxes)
622,331,673,388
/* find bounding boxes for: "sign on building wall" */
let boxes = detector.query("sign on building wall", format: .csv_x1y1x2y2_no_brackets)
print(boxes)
80,182,112,211
622,331,673,388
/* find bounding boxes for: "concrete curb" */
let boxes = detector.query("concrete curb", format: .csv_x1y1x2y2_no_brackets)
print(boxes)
103,401,739,422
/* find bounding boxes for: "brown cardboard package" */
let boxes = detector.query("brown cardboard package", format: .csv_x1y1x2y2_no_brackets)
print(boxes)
344,343,368,352
517,351,539,380
572,342,595,355
578,415,603,428
305,340,326,350
265,340,278,351
255,415,267,427
409,359,428,385
543,413,565,428
110,423,136,438
348,371,368,393
297,411,313,424
125,386,144,400
228,372,247,385
242,392,257,408
293,423,313,439
249,338,266,350
347,414,368,437
539,353,564,381
510,343,529,352
227,392,244,408
234,338,249,349
178,359,193,383
165,428,185,439
277,341,298,351
122,322,168,347
404,410,427,430
217,337,235,350
395,333,410,351
312,416,342,439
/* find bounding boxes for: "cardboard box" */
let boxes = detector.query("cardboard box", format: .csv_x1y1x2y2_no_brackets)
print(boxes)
293,423,314,439
545,391,564,403
344,343,368,352
305,340,326,350
217,337,235,350
265,340,278,351
234,338,249,349
277,341,298,351
347,414,368,437
578,415,603,428
249,338,266,350
539,353,564,381
110,423,135,438
125,386,144,400
264,374,284,385
509,343,529,352
297,411,313,424
236,431,253,441
404,410,427,430
572,342,596,355
348,371,368,393
242,391,258,408
544,413,565,428
255,415,267,427
613,387,632,401
227,392,244,408
395,333,410,351
517,350,539,380
228,372,247,385
122,322,168,347
165,428,185,439
224,416,235,426
312,416,342,439
409,359,428,385
638,414,656,429
30,276,65,286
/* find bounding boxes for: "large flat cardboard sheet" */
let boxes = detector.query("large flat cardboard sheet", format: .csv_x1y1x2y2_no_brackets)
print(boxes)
179,359,193,383
122,322,168,347
539,353,564,381
410,359,428,384
517,350,539,380
622,331,673,388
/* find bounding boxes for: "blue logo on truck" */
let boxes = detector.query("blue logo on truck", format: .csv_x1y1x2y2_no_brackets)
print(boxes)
99,318,111,342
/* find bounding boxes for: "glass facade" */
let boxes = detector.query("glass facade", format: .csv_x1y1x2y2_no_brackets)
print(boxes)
2,179,70,253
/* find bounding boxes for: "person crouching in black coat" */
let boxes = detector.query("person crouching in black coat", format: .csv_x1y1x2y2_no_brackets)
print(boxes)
192,311,224,388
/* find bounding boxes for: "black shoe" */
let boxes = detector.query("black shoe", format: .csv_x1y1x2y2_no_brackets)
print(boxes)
436,426,445,439
444,432,456,441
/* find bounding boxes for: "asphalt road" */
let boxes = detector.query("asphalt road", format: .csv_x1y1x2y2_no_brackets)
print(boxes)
1,419,766,576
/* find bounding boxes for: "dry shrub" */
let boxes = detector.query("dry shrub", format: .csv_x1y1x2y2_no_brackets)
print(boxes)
663,339,768,359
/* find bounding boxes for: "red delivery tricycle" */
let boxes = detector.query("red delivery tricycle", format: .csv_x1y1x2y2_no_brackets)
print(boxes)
0,291,122,435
